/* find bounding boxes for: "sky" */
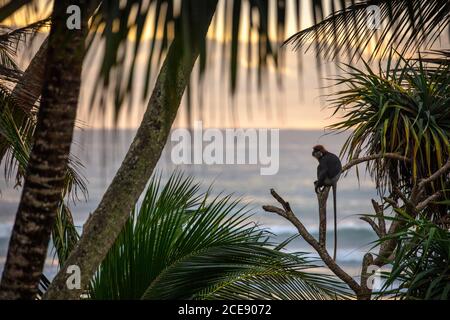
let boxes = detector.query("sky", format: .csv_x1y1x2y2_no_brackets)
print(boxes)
7,0,450,129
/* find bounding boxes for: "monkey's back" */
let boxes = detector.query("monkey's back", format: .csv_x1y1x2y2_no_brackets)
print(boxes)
321,152,342,179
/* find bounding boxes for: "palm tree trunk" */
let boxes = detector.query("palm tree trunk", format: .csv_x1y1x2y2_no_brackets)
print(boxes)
0,1,101,163
0,0,88,299
44,0,219,300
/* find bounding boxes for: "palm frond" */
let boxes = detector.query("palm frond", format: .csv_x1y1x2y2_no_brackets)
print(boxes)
0,15,49,74
327,51,450,209
51,202,80,266
284,0,450,61
90,172,351,300
0,100,88,198
85,0,305,121
417,49,450,66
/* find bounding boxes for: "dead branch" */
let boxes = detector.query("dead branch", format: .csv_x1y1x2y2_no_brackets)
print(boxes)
263,189,362,296
371,199,386,236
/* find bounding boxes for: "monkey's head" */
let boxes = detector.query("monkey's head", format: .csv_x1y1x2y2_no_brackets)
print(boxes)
312,145,327,160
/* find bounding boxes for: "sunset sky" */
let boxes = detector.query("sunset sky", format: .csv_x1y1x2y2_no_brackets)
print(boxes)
8,0,448,129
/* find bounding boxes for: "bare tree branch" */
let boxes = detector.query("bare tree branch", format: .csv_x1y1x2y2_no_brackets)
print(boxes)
383,197,399,209
263,189,362,295
371,199,386,236
360,217,382,238
418,158,450,189
417,191,443,211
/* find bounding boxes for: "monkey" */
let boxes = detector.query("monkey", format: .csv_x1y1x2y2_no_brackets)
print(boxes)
312,145,342,261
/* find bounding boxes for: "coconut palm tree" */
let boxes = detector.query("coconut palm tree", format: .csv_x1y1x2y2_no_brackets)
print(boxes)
47,0,445,299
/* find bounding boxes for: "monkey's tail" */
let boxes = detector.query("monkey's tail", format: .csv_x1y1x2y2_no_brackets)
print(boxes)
333,185,337,261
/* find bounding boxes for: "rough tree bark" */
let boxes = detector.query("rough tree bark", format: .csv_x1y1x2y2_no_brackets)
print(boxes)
0,0,88,299
0,1,101,162
43,0,219,300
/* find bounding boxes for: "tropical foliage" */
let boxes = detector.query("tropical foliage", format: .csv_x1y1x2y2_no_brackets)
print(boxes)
327,51,450,218
284,0,450,61
90,173,350,300
378,215,450,300
0,0,449,300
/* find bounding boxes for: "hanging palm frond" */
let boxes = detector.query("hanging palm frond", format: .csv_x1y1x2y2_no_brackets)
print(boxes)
0,17,50,73
284,0,450,61
0,87,87,269
0,101,87,198
90,172,352,300
327,51,450,219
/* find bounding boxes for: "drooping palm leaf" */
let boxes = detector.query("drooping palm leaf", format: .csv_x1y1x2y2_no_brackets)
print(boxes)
327,51,450,211
0,102,87,198
0,17,49,67
0,93,86,269
378,216,450,300
90,172,351,300
84,0,307,120
284,0,450,61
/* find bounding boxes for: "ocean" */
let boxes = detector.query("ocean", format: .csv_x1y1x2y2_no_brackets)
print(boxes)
0,129,381,280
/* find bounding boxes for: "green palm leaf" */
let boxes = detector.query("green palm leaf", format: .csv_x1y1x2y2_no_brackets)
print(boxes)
378,216,450,300
284,0,450,61
90,172,351,300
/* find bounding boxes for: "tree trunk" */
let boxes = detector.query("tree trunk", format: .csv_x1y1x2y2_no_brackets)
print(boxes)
44,0,218,300
0,0,88,299
0,1,101,163
0,39,48,162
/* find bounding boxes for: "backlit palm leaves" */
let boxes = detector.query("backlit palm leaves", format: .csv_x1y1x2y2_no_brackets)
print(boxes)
90,173,350,300
379,216,450,300
328,52,450,202
86,0,300,114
